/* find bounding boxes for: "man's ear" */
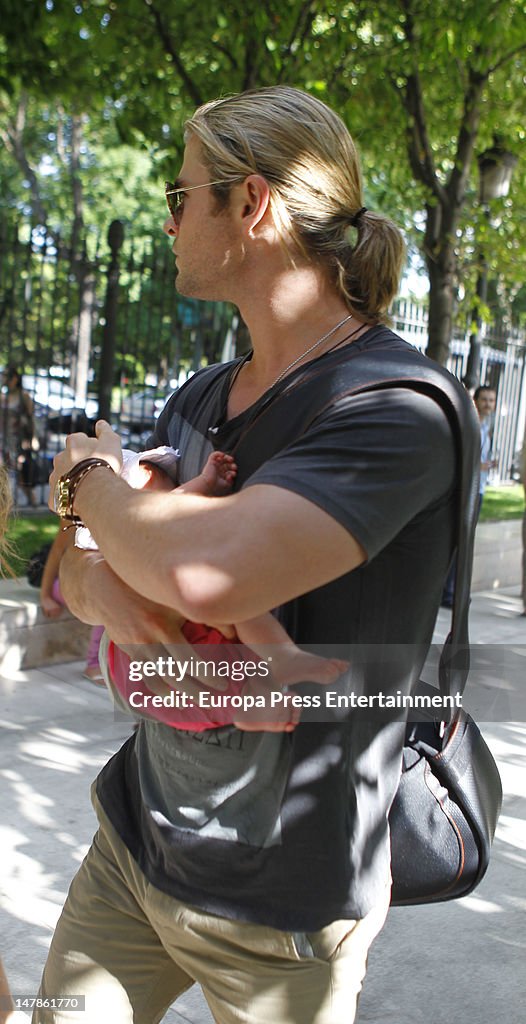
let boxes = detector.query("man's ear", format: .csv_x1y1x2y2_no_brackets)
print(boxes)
236,174,271,236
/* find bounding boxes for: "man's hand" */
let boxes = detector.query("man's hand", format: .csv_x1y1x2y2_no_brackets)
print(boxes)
59,546,185,643
48,420,123,512
59,547,228,697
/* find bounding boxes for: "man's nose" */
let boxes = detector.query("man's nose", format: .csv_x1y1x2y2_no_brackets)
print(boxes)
163,215,178,238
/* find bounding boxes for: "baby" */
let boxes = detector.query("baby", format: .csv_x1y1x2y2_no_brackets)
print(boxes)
78,446,347,731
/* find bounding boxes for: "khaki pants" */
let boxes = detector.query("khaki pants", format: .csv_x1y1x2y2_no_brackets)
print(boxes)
33,798,390,1024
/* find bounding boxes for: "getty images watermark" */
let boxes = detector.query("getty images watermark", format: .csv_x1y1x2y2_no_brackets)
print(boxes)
125,653,463,714
100,642,526,724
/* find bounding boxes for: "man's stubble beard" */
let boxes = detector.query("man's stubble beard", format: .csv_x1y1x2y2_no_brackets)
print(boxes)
175,270,223,302
174,208,239,303
174,254,237,304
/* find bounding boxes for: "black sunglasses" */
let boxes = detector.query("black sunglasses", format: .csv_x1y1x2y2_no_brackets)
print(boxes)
165,179,241,222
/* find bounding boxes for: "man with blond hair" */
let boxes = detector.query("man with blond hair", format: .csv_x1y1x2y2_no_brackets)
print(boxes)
35,87,477,1023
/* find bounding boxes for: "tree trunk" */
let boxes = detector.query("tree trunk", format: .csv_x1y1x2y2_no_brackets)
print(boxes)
423,197,459,366
425,246,458,366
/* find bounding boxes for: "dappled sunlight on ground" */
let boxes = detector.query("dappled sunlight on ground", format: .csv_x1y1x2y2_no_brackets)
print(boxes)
495,813,526,853
0,825,80,931
0,663,131,964
487,594,525,617
455,894,503,914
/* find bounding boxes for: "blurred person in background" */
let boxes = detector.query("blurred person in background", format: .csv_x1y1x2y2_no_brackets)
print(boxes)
473,385,498,518
442,383,497,608
0,368,38,508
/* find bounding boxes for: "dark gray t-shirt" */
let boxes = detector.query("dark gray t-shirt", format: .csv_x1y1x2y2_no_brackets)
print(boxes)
96,328,457,930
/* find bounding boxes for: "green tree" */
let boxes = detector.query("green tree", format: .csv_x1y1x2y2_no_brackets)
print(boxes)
315,0,526,363
66,0,526,363
1,0,525,367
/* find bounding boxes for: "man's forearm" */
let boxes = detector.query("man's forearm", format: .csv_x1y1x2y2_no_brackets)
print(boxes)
68,467,364,625
48,420,365,623
58,540,205,647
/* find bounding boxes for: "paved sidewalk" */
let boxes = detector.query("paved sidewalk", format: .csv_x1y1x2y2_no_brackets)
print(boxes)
1,588,525,1023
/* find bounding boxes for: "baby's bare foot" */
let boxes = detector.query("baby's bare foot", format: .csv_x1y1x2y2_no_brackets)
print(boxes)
234,690,301,733
269,650,348,687
201,451,237,496
234,711,299,733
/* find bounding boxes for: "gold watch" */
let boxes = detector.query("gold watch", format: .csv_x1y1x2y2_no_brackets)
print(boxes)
53,458,114,523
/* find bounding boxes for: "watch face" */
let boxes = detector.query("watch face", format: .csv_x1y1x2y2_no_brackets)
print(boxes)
54,478,70,518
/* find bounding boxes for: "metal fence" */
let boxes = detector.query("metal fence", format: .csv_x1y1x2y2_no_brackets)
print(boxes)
0,218,241,506
1,220,525,508
0,217,238,405
392,298,526,485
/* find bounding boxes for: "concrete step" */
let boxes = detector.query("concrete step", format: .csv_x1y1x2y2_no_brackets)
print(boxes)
0,577,91,673
472,518,522,591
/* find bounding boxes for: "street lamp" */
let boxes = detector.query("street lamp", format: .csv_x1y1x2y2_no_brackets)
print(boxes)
463,139,518,390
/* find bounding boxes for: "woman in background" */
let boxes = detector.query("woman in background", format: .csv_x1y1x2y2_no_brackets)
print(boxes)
0,368,38,508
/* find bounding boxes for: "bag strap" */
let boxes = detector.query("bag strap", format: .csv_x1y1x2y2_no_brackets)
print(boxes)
230,342,480,701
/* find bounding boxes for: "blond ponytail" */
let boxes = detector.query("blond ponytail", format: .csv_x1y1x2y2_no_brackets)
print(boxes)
333,211,406,324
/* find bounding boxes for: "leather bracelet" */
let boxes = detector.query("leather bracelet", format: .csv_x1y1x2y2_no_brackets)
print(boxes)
54,457,115,523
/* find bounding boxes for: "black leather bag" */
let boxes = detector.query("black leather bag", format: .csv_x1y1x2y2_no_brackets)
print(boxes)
26,541,52,587
389,683,503,905
387,361,503,904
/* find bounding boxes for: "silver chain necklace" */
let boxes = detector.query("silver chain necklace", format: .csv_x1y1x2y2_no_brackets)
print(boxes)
270,313,354,389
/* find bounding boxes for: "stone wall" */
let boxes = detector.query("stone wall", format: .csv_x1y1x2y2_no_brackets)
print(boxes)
471,519,522,592
0,578,92,672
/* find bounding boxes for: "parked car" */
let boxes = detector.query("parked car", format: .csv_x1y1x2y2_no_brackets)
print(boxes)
117,388,171,431
23,375,99,432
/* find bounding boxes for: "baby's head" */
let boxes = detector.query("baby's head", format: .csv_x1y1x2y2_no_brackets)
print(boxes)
121,446,179,491
133,461,174,492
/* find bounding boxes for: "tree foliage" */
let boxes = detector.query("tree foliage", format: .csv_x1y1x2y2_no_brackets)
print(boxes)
0,0,525,366
308,0,526,359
